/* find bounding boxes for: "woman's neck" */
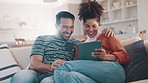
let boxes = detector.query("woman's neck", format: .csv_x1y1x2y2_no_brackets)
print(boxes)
85,34,99,42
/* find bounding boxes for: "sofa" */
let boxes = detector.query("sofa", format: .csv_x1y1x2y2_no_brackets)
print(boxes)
0,46,31,83
0,37,148,83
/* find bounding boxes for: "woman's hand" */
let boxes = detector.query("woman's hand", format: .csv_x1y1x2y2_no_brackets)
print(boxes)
92,48,117,61
51,59,66,71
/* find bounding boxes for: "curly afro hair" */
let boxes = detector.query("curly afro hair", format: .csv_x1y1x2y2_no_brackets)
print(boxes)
78,0,104,23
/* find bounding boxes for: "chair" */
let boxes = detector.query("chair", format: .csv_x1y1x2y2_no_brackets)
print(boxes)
15,38,26,45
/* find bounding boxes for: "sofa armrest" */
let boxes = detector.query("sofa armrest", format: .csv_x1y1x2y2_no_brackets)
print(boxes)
144,40,148,55
129,79,148,83
120,36,141,46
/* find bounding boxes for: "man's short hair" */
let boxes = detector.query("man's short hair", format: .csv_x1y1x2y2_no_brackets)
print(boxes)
56,11,75,25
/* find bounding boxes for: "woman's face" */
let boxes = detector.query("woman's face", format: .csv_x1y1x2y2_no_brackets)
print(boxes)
83,18,100,38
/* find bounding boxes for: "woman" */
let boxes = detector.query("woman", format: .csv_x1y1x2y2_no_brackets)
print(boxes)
54,0,129,83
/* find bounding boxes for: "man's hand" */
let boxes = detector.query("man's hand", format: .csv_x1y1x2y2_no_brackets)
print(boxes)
102,28,115,37
51,59,66,71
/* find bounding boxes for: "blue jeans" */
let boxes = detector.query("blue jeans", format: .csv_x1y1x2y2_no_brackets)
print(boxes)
10,70,54,83
54,60,125,83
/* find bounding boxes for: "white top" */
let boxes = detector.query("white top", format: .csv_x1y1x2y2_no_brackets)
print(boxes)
85,34,99,42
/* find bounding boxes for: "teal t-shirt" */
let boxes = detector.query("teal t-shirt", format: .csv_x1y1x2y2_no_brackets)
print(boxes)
31,35,79,79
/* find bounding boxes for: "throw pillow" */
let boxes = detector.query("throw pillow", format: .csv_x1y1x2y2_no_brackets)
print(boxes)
124,40,148,82
0,49,21,83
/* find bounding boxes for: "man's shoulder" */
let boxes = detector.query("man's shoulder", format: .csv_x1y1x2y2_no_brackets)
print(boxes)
68,38,80,44
34,35,56,44
36,35,54,41
37,35,53,38
33,35,56,46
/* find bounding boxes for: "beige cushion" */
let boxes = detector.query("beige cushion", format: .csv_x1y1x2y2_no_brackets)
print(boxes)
120,37,141,46
9,46,32,69
0,49,21,83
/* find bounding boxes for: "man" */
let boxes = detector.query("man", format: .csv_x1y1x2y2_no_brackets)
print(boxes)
11,11,77,83
11,11,114,83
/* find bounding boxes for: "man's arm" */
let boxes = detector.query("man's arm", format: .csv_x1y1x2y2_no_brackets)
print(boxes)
30,55,53,73
102,28,115,37
96,34,129,64
30,55,66,73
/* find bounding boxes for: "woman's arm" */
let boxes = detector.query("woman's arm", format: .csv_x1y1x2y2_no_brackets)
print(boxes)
96,34,129,64
92,48,118,61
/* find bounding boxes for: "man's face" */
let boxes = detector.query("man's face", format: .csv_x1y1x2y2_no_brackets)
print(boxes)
56,18,74,40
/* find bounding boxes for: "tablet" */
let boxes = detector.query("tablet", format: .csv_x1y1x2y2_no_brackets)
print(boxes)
77,40,102,61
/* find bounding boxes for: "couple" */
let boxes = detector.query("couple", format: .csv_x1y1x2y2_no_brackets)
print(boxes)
11,0,129,83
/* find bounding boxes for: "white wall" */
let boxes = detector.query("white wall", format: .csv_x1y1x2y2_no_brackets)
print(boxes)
0,3,56,42
137,0,148,39
68,4,83,36
0,2,83,44
137,0,148,29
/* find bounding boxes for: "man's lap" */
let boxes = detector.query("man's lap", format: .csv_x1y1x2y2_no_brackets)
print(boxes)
11,70,54,83
54,60,125,83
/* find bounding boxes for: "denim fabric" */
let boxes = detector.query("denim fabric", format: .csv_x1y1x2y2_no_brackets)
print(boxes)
61,71,97,83
10,70,54,83
40,76,54,83
54,60,125,83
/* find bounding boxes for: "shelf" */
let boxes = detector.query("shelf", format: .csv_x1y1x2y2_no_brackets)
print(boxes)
124,18,138,21
99,0,138,40
98,0,106,2
123,4,137,9
100,0,138,25
101,18,138,25
110,7,122,11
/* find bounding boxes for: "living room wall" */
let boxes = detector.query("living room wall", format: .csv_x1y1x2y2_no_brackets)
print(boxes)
0,3,55,42
0,2,83,44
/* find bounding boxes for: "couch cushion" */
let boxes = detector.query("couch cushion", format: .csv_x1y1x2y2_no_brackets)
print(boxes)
0,49,21,83
120,36,141,46
9,46,32,69
123,40,148,82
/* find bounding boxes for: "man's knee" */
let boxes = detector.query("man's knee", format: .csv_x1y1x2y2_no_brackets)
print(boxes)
10,70,38,83
65,72,81,78
63,72,96,83
40,76,54,83
63,72,83,82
